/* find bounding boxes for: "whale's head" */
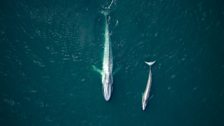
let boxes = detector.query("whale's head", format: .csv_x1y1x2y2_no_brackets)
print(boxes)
102,73,113,101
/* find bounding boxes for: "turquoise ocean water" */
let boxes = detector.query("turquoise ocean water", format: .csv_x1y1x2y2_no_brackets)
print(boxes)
0,0,224,125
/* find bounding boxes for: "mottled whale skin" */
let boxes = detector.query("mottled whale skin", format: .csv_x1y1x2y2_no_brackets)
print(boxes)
101,12,113,101
142,61,155,111
92,11,113,101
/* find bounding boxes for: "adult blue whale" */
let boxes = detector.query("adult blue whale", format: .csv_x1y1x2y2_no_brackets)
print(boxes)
93,11,113,101
142,61,156,111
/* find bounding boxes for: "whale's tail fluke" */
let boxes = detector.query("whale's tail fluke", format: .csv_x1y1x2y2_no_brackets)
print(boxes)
100,0,116,16
100,10,110,16
145,61,156,66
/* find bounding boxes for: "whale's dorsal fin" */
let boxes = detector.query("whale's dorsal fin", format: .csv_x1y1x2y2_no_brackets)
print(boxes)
92,65,102,75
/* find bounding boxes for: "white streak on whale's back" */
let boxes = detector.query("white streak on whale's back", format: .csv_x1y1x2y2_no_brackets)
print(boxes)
103,16,112,74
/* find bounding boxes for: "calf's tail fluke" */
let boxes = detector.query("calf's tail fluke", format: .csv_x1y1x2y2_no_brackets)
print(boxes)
145,61,156,66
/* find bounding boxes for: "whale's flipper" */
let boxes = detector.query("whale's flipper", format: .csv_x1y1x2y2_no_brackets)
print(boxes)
145,61,156,66
92,65,102,75
149,94,154,100
113,67,121,75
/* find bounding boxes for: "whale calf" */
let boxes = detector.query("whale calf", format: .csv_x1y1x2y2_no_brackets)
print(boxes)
142,61,156,111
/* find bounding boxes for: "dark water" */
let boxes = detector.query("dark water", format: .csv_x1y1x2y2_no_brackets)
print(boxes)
0,0,224,126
